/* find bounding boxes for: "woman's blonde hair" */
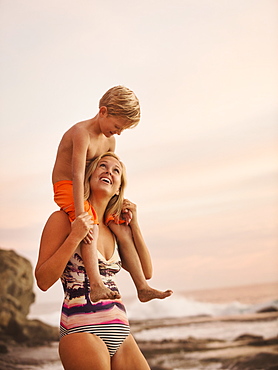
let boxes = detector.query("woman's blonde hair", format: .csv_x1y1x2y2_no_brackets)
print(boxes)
84,152,127,221
99,86,140,128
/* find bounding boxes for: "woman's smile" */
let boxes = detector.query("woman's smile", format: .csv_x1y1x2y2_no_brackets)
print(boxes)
100,176,112,185
90,157,123,195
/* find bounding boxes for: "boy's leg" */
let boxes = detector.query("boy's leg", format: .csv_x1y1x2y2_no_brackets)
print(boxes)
83,203,120,301
53,180,76,221
109,223,172,302
81,225,120,302
54,182,119,302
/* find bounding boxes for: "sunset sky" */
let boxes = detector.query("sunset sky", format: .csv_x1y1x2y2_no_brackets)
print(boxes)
1,0,277,305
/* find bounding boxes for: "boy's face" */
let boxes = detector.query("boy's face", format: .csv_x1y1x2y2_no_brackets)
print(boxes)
99,107,129,137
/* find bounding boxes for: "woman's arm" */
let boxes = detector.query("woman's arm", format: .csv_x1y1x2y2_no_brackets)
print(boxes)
127,201,153,279
35,211,94,291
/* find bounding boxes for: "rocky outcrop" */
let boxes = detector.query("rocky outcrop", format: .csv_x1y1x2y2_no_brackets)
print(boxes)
138,335,278,370
0,249,59,347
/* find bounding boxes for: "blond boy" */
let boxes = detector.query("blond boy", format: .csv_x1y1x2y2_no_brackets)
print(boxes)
52,86,172,303
52,86,139,302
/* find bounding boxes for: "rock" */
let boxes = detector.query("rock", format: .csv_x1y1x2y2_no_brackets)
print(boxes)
234,334,264,342
0,249,35,316
0,248,59,346
257,306,278,313
0,343,8,354
223,352,278,370
138,337,278,370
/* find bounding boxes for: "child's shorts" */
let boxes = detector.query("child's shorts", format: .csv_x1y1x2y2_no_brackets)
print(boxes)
53,180,98,224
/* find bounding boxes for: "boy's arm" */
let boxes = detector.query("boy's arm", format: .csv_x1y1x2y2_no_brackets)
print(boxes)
71,127,90,217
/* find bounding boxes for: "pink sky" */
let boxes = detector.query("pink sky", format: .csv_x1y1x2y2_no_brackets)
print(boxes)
0,0,277,304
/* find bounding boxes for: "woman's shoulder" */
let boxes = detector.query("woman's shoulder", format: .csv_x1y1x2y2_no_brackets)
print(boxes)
48,209,69,221
43,210,71,231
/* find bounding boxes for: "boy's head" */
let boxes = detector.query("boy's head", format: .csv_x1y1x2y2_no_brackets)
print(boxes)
99,86,140,129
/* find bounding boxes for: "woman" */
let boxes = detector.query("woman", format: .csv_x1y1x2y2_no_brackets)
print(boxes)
35,152,160,369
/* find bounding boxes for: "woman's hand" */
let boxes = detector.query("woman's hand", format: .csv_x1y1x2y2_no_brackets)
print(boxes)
72,212,95,243
36,210,92,292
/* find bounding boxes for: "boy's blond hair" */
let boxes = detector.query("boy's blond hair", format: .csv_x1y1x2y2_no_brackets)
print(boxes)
99,86,140,128
84,152,127,221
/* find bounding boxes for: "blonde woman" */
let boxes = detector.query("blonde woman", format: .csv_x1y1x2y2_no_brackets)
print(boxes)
36,152,172,369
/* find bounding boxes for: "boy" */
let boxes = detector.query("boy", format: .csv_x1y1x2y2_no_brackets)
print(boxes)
52,86,171,302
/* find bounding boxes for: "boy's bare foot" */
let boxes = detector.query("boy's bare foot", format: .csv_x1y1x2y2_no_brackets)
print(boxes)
90,284,121,302
138,287,173,303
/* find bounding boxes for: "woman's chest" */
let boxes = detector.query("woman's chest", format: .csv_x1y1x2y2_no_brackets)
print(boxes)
97,225,116,261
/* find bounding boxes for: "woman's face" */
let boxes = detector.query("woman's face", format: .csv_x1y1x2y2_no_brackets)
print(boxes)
90,156,122,197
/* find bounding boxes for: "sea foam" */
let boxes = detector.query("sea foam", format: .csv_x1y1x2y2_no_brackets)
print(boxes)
29,295,278,327
126,294,250,320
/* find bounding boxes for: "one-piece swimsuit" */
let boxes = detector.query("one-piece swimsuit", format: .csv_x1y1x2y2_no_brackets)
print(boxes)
60,244,130,357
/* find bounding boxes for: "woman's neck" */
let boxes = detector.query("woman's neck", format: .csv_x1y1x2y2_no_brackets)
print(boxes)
88,194,109,224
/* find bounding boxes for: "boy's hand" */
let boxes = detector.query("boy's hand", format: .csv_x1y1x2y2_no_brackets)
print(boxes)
82,229,94,244
83,223,98,245
121,199,137,225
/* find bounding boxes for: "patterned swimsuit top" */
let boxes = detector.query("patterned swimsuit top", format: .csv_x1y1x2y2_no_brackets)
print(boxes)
61,243,122,303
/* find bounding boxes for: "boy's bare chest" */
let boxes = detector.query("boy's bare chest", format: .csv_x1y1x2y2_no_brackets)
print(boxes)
87,137,112,161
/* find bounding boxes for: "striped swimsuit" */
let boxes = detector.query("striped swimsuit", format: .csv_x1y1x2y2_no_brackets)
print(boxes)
60,244,130,356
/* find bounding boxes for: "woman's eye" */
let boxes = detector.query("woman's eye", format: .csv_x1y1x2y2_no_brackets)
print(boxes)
100,163,106,168
114,168,120,174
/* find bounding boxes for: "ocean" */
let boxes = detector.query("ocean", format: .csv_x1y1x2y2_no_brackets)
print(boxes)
29,282,278,342
4,282,274,370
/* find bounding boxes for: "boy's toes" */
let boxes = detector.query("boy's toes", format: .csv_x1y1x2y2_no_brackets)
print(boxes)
111,291,121,299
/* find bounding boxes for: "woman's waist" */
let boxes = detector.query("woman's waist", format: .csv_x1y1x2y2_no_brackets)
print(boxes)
61,298,128,323
62,297,126,310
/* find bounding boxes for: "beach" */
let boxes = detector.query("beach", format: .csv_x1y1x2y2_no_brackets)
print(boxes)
132,311,278,370
1,282,277,369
